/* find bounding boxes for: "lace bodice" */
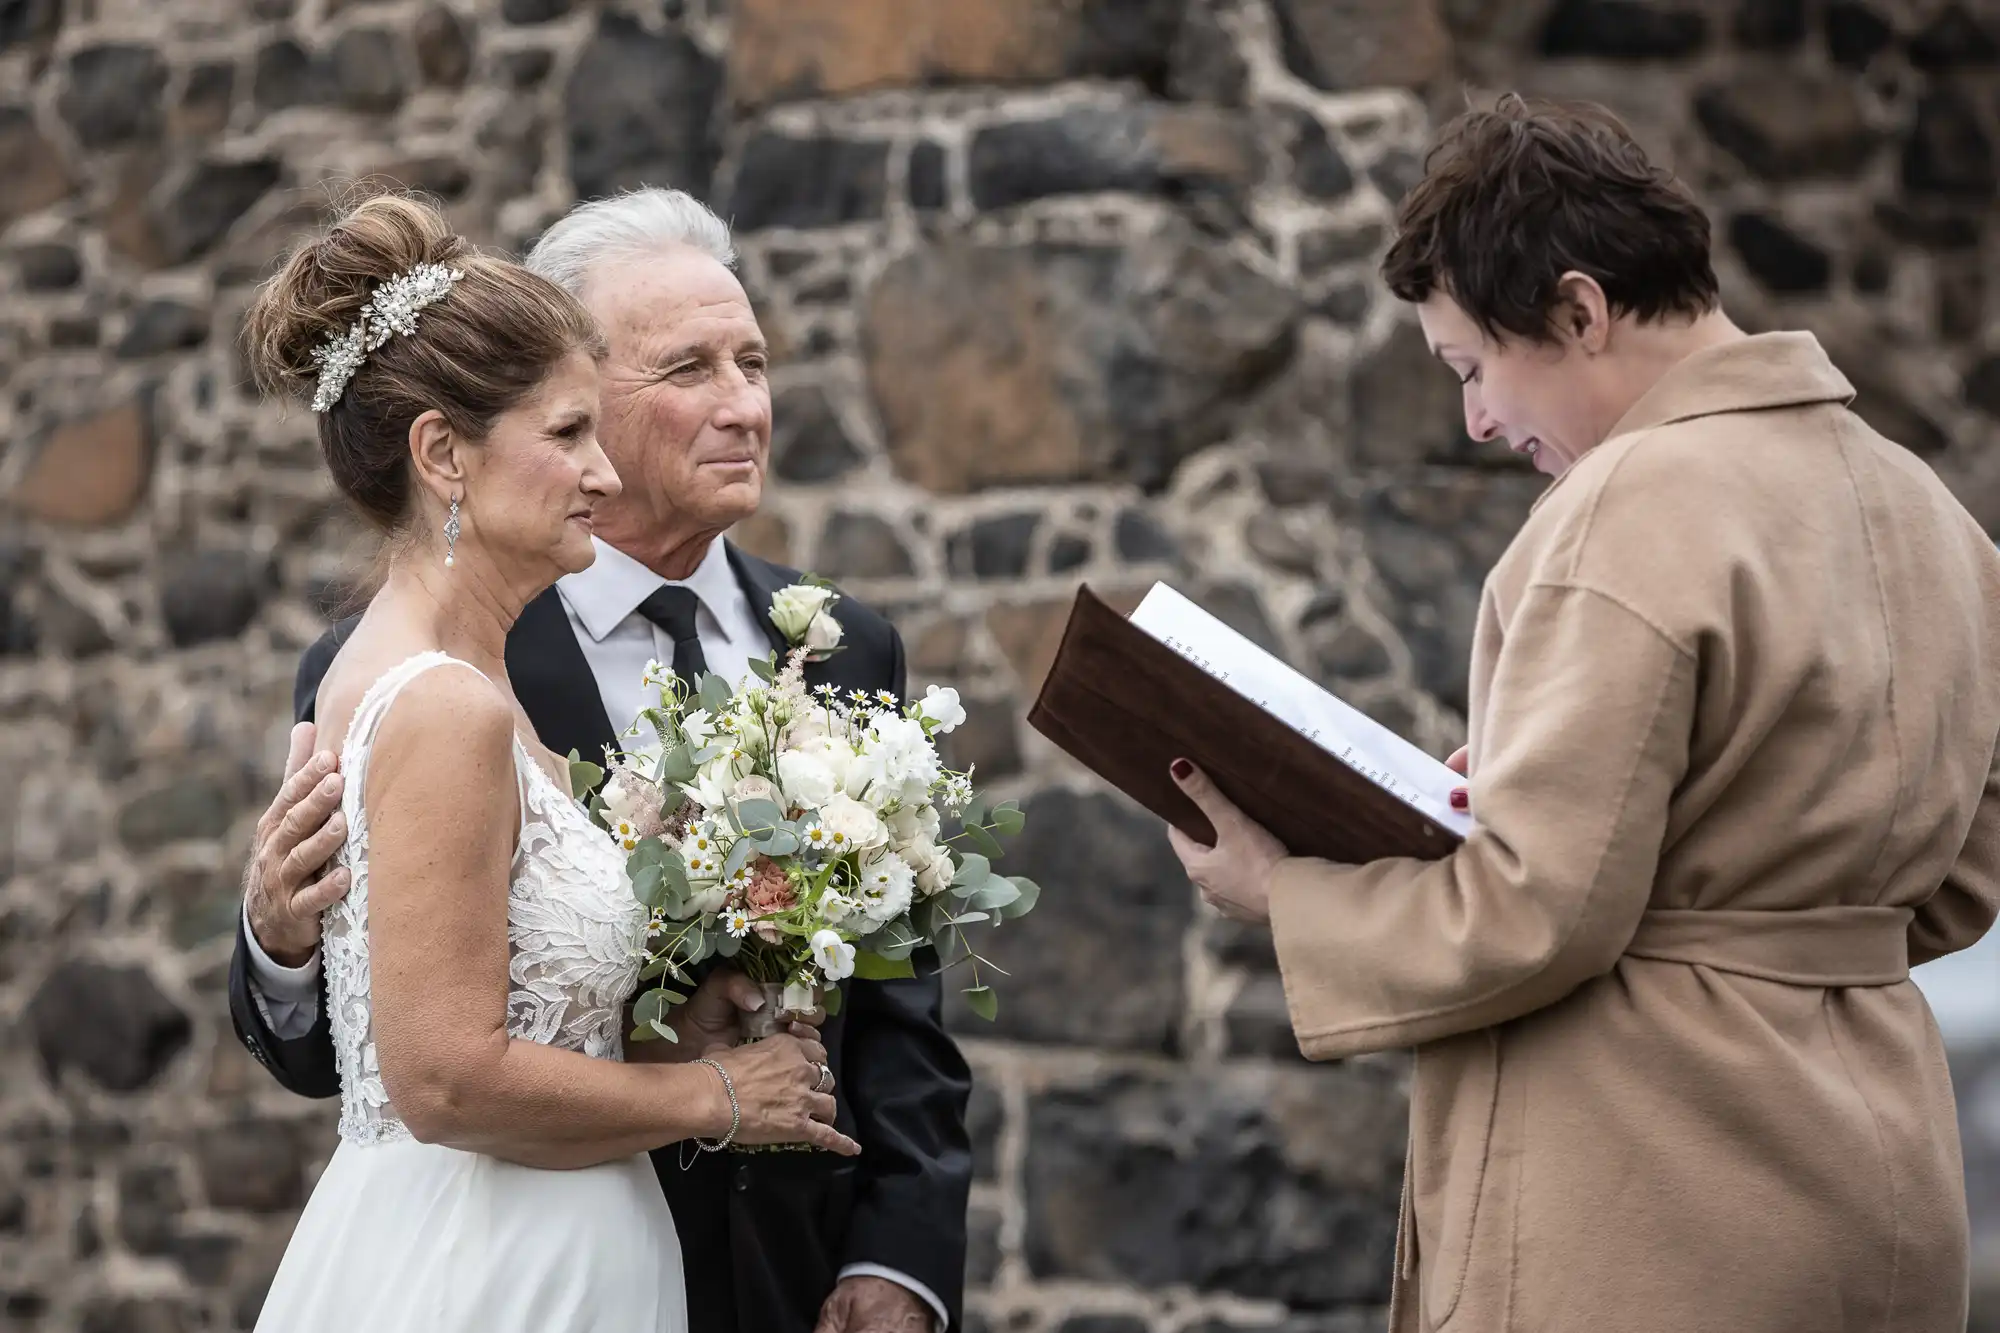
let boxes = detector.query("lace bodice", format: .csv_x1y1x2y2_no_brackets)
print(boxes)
323,653,648,1146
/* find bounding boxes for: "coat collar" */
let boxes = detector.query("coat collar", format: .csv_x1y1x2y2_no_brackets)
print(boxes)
1604,331,1854,442
1531,332,1855,514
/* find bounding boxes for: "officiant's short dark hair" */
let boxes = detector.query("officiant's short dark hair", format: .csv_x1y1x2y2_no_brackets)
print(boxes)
1381,95,1719,344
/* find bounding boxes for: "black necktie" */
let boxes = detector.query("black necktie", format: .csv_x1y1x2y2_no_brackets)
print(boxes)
635,586,708,691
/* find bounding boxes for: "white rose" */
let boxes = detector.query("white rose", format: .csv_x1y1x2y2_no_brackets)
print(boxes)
811,929,856,982
776,749,838,812
691,748,750,812
819,792,886,856
732,774,781,808
804,611,844,654
909,841,955,897
917,684,967,733
688,882,729,915
601,776,647,825
770,584,836,641
885,804,923,846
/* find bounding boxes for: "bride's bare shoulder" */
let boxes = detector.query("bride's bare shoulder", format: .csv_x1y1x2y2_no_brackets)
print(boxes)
317,646,514,778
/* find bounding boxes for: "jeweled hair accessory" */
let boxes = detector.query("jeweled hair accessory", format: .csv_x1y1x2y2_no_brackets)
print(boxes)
309,262,465,413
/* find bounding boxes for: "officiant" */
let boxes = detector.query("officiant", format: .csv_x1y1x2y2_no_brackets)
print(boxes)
228,189,971,1333
1169,96,2000,1333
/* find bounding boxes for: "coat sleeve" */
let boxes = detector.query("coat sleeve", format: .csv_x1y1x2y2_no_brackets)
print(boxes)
225,623,350,1098
1269,582,1697,1059
1912,732,2000,966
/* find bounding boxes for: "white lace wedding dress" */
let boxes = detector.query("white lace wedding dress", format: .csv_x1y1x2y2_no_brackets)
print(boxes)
255,653,686,1333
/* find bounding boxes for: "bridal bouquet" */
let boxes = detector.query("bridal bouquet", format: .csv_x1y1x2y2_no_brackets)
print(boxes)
573,581,1038,1041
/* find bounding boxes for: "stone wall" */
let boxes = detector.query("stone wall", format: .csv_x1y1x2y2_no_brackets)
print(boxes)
3,0,1998,1330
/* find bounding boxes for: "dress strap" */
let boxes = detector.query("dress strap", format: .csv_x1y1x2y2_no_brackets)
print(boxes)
339,652,496,816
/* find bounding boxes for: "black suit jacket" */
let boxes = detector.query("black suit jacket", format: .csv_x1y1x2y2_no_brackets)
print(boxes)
226,544,973,1332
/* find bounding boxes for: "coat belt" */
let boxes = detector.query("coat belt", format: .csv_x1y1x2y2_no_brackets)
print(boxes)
1624,905,1913,986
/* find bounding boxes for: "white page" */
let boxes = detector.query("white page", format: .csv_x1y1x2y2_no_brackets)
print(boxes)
1127,583,1473,838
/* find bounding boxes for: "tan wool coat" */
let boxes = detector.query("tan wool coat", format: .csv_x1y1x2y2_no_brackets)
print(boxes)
1270,333,2000,1332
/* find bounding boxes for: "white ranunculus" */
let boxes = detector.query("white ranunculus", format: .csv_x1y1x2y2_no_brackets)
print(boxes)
908,840,955,897
811,929,856,982
917,684,967,733
885,803,923,846
770,584,836,641
776,749,839,812
804,611,844,654
819,792,886,856
601,775,647,825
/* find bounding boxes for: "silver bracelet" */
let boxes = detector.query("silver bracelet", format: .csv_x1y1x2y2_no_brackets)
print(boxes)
692,1057,739,1153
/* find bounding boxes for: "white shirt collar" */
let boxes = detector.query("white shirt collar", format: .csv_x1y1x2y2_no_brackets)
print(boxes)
556,536,745,645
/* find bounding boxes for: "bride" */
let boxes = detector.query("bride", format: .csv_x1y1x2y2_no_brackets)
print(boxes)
242,193,858,1332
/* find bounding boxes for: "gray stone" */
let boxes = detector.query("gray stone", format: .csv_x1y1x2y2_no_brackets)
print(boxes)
1909,3,1998,69
154,158,284,265
816,513,914,579
939,697,1024,780
1056,1319,1149,1333
178,62,235,137
1315,281,1371,327
160,549,265,646
1281,107,1354,200
0,106,71,227
117,776,238,849
14,241,78,289
502,48,554,88
967,1203,1003,1287
1314,620,1392,682
1367,147,1425,206
117,1162,182,1256
198,1120,303,1213
475,101,545,200
170,1228,238,1286
502,0,572,22
1728,211,1830,294
116,300,208,358
1185,1314,1391,1333
1694,71,1875,180
1349,320,1485,469
566,14,721,201
1297,222,1384,277
1024,1064,1405,1304
79,1298,197,1333
1211,916,1280,971
772,385,865,483
1902,88,1996,199
1824,0,1892,68
867,223,1300,494
252,39,327,111
945,790,1189,1052
1843,359,1949,456
414,7,473,88
0,586,32,657
909,140,947,211
1224,971,1306,1060
58,44,167,149
0,0,61,49
968,104,1260,211
950,515,1039,579
1966,355,2000,419
968,1076,1003,1182
1194,583,1281,655
4,1292,48,1320
1168,0,1251,104
1114,509,1178,563
729,133,889,231
331,28,407,113
1732,0,1805,48
1049,534,1092,572
1539,0,1708,57
27,960,192,1093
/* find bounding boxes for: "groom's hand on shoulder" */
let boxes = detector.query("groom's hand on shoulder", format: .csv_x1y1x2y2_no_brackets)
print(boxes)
245,721,351,966
814,1276,933,1333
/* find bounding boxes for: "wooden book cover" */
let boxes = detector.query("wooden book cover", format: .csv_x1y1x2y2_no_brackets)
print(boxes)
1026,586,1463,864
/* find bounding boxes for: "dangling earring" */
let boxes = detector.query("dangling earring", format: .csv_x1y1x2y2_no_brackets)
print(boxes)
443,494,461,569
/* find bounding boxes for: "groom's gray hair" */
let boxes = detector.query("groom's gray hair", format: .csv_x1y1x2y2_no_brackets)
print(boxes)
525,188,738,296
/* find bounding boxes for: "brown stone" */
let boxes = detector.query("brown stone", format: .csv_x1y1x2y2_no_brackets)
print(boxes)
987,588,1142,694
197,1121,303,1213
910,616,972,676
1694,70,1876,180
728,510,793,566
729,0,1181,111
0,107,70,227
8,402,153,528
1270,0,1452,92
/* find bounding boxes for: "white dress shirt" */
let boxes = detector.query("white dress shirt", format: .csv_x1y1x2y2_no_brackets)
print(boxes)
242,535,946,1327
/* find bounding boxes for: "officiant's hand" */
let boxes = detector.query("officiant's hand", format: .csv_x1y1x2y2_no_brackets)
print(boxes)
1446,745,1469,812
245,722,350,966
1167,758,1287,924
814,1275,933,1333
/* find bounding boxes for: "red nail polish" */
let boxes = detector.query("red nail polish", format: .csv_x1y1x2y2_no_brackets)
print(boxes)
1171,758,1193,780
1450,788,1469,811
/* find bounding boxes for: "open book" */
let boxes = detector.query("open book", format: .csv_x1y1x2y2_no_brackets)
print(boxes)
1027,583,1467,864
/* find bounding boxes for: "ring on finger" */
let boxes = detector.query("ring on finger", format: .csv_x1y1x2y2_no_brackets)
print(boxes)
811,1062,832,1093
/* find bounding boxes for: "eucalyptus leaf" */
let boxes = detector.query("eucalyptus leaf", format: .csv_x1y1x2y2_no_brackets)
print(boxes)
947,911,991,927
715,932,742,958
630,1024,661,1042
952,853,991,887
735,799,787,835
749,657,776,683
962,986,998,1021
962,797,990,829
632,863,667,909
962,823,1005,861
756,829,800,857
820,985,843,1018
699,673,734,714
662,852,692,898
990,802,1025,837
648,1019,679,1042
566,751,605,801
659,743,698,784
722,837,755,879
998,876,1042,920
639,956,671,981
852,951,917,982
969,878,1022,912
633,988,667,1027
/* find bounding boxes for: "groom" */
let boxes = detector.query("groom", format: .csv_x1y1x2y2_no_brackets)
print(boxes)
227,190,972,1333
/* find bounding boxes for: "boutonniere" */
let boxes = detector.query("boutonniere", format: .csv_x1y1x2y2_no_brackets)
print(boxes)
768,578,845,662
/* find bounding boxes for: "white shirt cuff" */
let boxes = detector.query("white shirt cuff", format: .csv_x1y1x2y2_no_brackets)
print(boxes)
242,901,323,1040
837,1264,949,1331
